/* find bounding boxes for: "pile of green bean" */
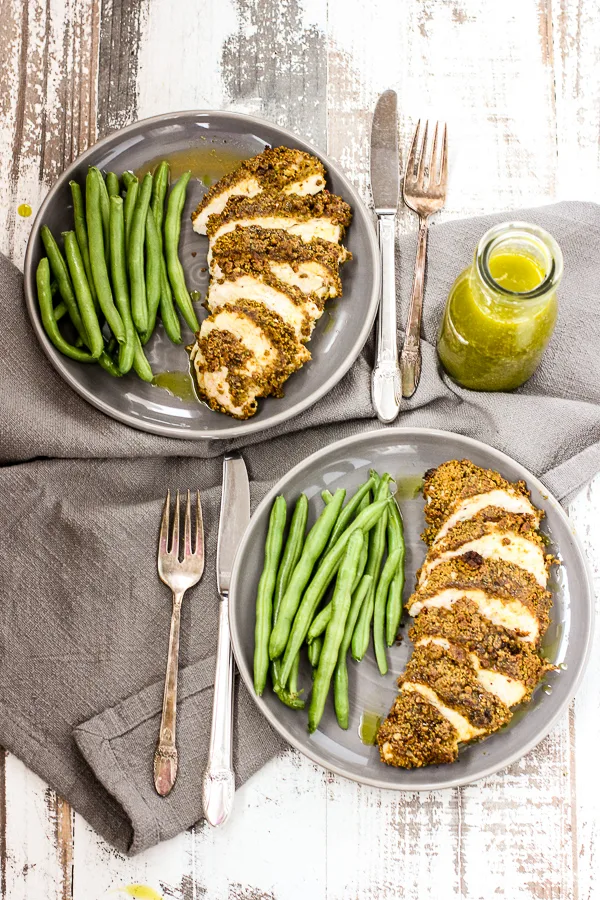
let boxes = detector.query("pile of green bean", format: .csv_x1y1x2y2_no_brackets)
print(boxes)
253,470,405,734
35,163,200,381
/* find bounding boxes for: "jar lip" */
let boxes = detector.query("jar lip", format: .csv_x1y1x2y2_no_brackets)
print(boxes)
475,221,564,300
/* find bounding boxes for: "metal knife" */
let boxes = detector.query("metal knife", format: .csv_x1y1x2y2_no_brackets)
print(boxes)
370,89,402,423
202,452,250,827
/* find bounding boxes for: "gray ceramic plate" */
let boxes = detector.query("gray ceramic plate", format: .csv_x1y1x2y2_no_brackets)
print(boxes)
23,111,379,440
229,428,594,790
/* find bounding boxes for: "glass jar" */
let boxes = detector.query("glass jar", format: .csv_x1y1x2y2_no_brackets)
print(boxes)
437,221,563,391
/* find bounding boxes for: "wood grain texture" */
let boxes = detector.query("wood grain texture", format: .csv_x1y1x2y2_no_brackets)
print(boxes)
1,0,600,897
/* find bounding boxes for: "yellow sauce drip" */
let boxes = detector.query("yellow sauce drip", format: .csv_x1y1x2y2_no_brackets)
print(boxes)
152,370,198,403
358,711,381,745
394,475,424,500
17,203,32,217
119,887,163,900
136,144,248,182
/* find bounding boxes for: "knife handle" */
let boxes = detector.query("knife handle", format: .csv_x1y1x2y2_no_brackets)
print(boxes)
202,597,235,827
371,214,401,423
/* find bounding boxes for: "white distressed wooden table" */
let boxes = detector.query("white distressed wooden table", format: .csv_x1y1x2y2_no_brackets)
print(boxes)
1,1,599,897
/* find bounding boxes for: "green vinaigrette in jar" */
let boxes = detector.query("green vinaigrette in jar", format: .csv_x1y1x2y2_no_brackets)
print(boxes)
437,222,563,391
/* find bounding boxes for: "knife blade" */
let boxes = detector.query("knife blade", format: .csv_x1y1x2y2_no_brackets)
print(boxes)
203,451,250,828
370,89,402,423
216,452,251,597
370,89,400,214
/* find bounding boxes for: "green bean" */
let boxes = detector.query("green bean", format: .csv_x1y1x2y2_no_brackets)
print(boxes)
254,496,287,696
308,530,363,733
352,493,371,591
62,231,103,359
141,207,161,343
271,495,308,705
307,603,332,642
351,475,391,661
164,171,200,332
124,176,139,251
54,300,67,321
90,167,110,264
109,196,136,374
106,172,120,198
324,475,377,553
122,171,136,189
308,635,323,669
98,349,123,377
151,160,170,237
148,160,181,342
36,258,96,362
334,574,372,729
69,180,98,311
276,497,390,688
321,489,334,505
86,169,126,343
40,226,87,341
268,488,346,661
373,548,402,676
128,171,153,334
386,500,406,646
131,332,153,382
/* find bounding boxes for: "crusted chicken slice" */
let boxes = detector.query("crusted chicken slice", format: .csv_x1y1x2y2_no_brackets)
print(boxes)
206,191,352,258
189,300,310,419
378,691,460,768
210,227,351,300
410,599,552,707
417,511,551,588
422,460,542,546
206,271,322,342
399,641,512,742
191,147,326,235
407,555,552,644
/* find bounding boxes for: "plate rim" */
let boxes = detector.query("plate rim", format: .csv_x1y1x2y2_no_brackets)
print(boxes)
229,426,596,791
23,108,381,441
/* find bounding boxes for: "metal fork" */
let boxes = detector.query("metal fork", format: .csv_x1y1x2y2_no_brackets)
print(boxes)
154,489,205,796
400,120,448,398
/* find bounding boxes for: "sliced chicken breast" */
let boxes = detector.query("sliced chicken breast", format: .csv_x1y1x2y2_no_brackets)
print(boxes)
407,556,552,643
189,300,310,419
191,147,326,235
206,273,320,341
210,226,350,300
377,691,459,768
419,519,549,587
422,459,541,545
205,192,352,260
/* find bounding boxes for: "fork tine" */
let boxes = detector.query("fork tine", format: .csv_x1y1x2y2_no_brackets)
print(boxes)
417,119,429,185
439,123,448,187
170,490,180,557
184,490,192,557
428,121,440,185
195,491,204,559
405,119,421,181
159,490,171,557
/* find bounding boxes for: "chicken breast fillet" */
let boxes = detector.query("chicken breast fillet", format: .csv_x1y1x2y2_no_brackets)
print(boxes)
189,299,310,419
377,460,555,769
210,226,351,300
191,146,326,235
205,191,352,259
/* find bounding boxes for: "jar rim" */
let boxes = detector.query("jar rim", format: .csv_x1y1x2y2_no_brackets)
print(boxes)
475,221,564,301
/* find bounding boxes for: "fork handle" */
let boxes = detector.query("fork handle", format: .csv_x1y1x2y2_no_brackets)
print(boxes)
154,590,184,796
400,216,429,398
371,214,401,423
202,596,235,827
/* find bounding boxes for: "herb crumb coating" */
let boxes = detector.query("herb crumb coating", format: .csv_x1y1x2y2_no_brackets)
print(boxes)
188,148,352,419
377,460,556,769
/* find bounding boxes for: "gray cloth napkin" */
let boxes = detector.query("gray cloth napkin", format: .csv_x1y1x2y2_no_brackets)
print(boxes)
1,201,599,855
